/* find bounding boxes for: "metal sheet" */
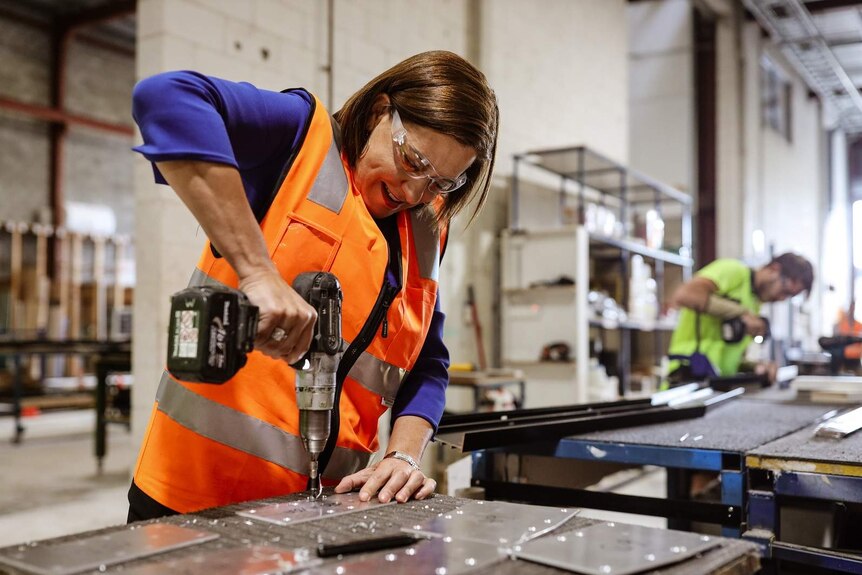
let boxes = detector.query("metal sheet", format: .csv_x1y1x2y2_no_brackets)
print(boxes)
511,521,719,575
118,545,321,575
0,524,218,575
237,492,395,526
815,406,862,439
305,535,507,575
402,500,578,546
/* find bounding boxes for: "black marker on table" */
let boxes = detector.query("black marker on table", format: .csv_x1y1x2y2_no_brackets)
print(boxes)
316,534,421,558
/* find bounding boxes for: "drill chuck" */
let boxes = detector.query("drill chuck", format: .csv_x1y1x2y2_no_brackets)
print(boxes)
297,352,339,460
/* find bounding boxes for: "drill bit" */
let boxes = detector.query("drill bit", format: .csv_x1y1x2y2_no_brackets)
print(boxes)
309,459,323,499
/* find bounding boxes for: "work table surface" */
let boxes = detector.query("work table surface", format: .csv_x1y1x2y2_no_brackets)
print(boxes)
0,493,759,575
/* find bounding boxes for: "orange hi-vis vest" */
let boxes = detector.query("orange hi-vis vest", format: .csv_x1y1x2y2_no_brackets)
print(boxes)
133,91,444,513
837,310,862,360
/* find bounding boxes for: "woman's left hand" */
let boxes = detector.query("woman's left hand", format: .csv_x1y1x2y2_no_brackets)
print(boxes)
334,458,436,503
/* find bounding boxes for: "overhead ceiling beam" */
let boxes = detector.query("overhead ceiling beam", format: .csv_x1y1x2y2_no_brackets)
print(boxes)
745,0,862,133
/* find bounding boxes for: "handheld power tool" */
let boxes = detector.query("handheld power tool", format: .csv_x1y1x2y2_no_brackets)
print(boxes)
166,272,344,498
721,314,770,344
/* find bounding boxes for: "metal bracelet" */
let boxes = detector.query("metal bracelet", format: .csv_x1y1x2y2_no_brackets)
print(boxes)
383,450,420,470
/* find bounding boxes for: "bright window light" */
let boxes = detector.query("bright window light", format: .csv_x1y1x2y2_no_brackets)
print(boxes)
752,229,765,255
854,201,862,269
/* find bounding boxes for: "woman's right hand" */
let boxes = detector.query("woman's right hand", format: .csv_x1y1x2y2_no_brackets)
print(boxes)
239,269,317,365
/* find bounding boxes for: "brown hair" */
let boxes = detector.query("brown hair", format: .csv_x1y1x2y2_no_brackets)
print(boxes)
770,252,814,295
334,50,499,226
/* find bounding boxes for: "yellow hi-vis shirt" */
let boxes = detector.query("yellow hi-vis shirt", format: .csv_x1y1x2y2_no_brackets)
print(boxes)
667,259,761,377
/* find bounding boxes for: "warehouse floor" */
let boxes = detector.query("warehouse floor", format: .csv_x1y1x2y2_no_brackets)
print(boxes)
0,411,131,546
0,410,666,548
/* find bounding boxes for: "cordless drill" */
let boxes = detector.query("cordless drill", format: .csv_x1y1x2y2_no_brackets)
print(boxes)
166,272,343,497
721,314,770,344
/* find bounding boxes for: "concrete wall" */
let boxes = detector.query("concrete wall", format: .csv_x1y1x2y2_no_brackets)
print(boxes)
445,0,628,396
0,14,135,233
627,0,693,194
133,0,630,428
0,14,52,224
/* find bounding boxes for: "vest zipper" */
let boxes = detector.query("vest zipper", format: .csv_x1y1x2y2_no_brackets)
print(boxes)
318,227,402,479
338,282,398,379
382,316,388,338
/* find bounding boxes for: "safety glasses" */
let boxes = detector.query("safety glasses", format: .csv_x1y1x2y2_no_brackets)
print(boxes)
390,109,468,195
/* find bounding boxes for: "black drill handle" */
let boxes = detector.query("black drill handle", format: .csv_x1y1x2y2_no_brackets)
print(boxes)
290,272,343,369
722,314,770,343
819,335,862,351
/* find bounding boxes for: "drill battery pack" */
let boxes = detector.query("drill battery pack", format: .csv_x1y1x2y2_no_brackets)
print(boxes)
166,286,259,383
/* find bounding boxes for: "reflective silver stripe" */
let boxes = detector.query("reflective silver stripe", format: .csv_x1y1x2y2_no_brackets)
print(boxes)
307,133,348,214
346,342,408,407
155,372,370,479
329,115,343,152
410,208,441,281
188,268,227,288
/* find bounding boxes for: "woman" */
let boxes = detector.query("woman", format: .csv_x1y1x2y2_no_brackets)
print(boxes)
128,51,499,520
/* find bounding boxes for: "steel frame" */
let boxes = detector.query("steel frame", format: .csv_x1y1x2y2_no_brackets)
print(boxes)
471,436,748,538
745,464,862,573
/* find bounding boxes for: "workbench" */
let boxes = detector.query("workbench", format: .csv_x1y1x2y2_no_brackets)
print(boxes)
0,339,131,471
746,417,862,573
471,399,835,537
0,492,760,574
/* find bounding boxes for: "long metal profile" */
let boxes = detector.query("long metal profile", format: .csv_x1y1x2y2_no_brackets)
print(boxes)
439,383,702,431
438,399,656,436
437,404,706,452
438,397,652,427
436,388,743,452
770,541,862,572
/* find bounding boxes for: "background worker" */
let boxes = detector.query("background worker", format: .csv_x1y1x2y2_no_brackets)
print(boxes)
666,252,813,384
834,301,862,371
128,51,499,521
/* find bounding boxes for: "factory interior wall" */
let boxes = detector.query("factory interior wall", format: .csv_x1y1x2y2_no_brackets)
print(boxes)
622,0,830,350
0,14,136,234
133,0,630,424
623,0,693,310
735,19,825,348
0,15,51,224
441,0,629,407
626,0,694,195
715,0,745,262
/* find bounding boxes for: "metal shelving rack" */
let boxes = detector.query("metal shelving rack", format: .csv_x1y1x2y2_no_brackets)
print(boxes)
501,146,694,400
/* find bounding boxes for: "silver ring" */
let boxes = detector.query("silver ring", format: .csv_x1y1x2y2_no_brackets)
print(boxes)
270,327,287,342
